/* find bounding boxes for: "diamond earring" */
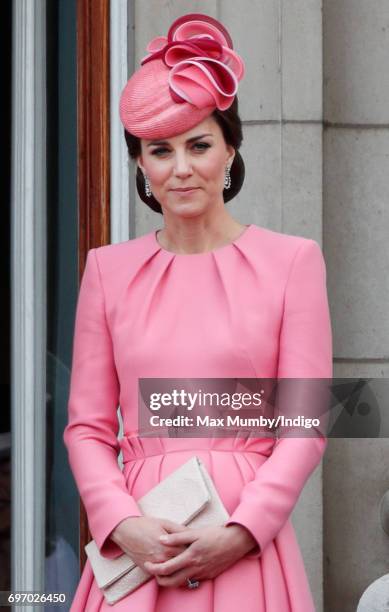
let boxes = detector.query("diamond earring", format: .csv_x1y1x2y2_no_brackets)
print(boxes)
144,174,152,197
224,164,232,190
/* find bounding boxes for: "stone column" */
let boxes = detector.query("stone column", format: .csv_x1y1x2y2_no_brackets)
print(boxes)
323,1,389,611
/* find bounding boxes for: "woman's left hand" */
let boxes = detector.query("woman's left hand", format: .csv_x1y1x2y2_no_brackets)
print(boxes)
143,524,258,587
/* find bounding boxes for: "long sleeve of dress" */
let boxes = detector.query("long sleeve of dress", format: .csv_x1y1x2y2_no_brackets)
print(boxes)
225,239,333,558
63,248,143,559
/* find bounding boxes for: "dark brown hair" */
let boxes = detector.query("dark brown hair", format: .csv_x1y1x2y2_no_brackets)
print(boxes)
124,96,245,214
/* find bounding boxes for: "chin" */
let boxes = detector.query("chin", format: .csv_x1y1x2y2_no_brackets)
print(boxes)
166,201,208,217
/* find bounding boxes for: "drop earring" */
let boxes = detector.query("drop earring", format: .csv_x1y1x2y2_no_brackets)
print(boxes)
224,164,231,190
144,174,152,197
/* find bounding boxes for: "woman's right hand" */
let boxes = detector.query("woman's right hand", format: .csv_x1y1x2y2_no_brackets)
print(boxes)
109,516,189,572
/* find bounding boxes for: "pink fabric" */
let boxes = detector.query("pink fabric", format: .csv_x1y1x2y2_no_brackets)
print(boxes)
63,223,333,611
119,59,215,140
119,13,245,138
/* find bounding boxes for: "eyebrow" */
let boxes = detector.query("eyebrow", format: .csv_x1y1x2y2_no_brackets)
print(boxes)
146,133,214,147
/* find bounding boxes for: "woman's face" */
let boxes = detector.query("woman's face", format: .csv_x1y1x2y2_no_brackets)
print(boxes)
137,115,235,218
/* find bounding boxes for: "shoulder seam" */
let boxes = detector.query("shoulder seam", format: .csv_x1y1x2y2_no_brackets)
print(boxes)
280,238,316,321
92,248,111,336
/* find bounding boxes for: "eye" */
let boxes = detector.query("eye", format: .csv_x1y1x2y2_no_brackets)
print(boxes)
193,142,210,151
151,147,168,156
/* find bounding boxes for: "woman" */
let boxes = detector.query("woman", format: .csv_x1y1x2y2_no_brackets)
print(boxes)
63,13,332,611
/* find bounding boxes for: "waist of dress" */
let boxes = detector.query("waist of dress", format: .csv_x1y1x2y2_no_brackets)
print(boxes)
119,434,274,464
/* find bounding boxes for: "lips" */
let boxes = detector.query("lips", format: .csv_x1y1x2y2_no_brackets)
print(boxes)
171,187,199,191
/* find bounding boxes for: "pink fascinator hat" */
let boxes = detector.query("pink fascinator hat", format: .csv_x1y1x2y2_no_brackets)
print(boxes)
119,13,245,139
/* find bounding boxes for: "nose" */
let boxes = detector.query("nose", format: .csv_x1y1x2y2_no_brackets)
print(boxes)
173,150,193,177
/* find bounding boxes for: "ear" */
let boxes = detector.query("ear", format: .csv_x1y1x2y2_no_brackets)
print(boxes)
226,145,235,168
136,154,146,175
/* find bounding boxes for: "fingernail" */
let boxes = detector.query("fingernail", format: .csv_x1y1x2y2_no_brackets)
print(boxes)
159,535,169,542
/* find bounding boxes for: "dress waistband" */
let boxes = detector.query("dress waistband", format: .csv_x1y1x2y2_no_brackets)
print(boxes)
119,434,274,464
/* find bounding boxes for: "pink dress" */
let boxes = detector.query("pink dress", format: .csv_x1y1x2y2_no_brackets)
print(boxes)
63,223,333,611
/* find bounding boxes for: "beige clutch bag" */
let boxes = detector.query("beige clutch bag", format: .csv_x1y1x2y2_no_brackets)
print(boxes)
85,455,229,605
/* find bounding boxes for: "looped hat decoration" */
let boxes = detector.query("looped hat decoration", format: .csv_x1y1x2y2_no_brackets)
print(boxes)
119,13,245,139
